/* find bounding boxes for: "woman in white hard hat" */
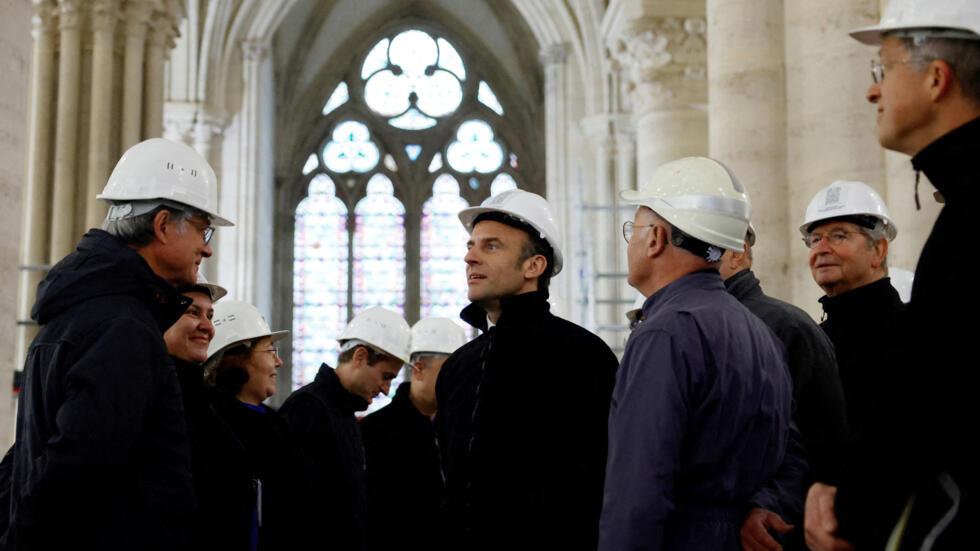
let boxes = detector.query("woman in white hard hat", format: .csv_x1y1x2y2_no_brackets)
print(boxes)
200,300,310,551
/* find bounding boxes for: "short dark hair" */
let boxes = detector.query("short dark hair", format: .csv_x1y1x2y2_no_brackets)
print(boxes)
209,342,254,395
901,35,980,106
103,205,192,247
472,211,555,293
337,343,388,366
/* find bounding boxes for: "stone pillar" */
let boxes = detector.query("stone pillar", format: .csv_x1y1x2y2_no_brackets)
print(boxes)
48,0,83,261
615,17,708,187
707,0,790,299
540,43,571,313
580,115,617,332
84,0,118,230
121,0,151,150
15,0,58,402
143,10,173,139
784,0,883,312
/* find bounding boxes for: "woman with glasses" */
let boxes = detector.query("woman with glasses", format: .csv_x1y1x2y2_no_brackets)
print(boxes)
202,300,311,551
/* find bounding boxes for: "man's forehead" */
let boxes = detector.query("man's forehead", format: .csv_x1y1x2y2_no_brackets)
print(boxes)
810,220,861,233
471,219,525,241
878,35,908,58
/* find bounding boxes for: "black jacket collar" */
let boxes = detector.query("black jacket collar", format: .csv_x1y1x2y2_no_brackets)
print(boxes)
313,363,370,413
723,269,764,302
460,289,552,332
912,116,980,204
819,277,899,321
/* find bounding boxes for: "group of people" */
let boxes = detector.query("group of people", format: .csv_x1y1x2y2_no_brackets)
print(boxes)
0,1,976,550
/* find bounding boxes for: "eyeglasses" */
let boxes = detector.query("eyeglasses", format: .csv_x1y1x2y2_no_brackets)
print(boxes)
256,344,280,359
622,221,657,243
188,217,215,244
803,230,862,249
870,58,921,84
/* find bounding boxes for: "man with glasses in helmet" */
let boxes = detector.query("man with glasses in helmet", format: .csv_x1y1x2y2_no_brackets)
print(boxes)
806,2,980,549
3,138,233,551
600,157,797,551
280,307,411,551
361,317,466,551
435,189,618,551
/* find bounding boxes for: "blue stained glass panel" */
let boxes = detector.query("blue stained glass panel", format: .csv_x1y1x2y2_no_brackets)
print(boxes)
405,145,422,161
293,174,349,389
353,174,406,316
446,120,504,173
421,174,472,335
323,121,380,173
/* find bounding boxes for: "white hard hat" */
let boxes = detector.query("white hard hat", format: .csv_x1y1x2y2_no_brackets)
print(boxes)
620,156,751,252
338,307,412,364
98,138,233,226
194,272,227,302
799,180,897,240
458,189,564,275
850,0,980,45
410,317,467,358
206,300,288,364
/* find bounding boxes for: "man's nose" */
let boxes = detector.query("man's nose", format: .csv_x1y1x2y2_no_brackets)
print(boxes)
866,81,881,104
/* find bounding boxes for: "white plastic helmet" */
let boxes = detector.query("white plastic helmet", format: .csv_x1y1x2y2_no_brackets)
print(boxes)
458,189,564,275
338,307,412,364
194,272,227,302
206,300,289,364
620,156,751,252
98,138,233,226
850,0,980,45
410,317,467,358
799,180,898,240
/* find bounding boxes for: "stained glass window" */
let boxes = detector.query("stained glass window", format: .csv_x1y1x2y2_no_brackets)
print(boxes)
322,82,349,115
353,174,406,315
293,174,349,389
421,174,470,327
428,153,443,173
491,173,518,196
446,120,504,173
323,121,380,173
363,30,464,124
302,153,318,175
478,81,504,115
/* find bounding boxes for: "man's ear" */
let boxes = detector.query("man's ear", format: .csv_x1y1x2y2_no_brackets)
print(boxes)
352,346,369,368
152,209,172,244
411,361,425,381
871,239,888,269
647,225,668,259
522,254,548,280
927,59,955,103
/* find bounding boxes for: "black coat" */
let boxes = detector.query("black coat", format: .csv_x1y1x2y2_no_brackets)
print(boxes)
361,382,442,551
726,269,848,484
818,277,904,435
280,364,369,551
834,117,980,549
3,230,194,551
434,290,618,551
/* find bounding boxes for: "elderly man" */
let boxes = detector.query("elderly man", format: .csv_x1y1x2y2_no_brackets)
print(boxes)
719,227,848,551
280,307,411,551
435,189,618,551
599,156,796,551
3,138,232,551
362,317,466,551
806,2,980,549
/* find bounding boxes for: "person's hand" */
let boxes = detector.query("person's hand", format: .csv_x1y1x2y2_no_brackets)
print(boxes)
741,507,794,551
804,483,856,551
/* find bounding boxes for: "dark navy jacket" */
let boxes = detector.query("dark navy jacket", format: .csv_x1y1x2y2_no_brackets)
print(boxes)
4,230,194,551
599,270,794,551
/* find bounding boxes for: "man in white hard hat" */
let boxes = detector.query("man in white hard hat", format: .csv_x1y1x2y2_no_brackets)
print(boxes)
807,3,980,549
435,189,618,550
280,307,411,551
599,157,797,551
362,317,466,551
717,226,849,551
3,138,232,551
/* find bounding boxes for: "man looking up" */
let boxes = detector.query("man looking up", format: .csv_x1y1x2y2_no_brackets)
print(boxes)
4,138,233,551
718,227,848,551
362,317,466,551
435,189,618,551
280,307,411,551
806,2,980,549
600,156,795,551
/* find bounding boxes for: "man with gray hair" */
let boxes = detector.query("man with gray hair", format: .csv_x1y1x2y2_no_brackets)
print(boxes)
3,138,232,551
807,2,980,549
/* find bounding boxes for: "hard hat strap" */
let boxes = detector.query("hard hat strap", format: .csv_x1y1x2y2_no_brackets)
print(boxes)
889,28,980,42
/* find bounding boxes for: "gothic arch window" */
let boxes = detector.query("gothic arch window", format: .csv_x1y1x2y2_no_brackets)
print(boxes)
292,27,528,403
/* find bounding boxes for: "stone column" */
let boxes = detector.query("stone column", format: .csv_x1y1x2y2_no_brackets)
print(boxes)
48,0,84,261
784,0,883,312
615,17,708,187
121,0,151,150
16,0,59,376
580,115,617,333
143,11,172,139
707,0,790,299
540,43,571,313
85,0,118,230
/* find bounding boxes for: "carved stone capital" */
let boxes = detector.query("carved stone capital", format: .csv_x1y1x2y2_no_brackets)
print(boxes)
32,1,59,38
91,0,120,34
57,0,83,31
613,16,707,113
122,0,153,39
241,39,269,63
